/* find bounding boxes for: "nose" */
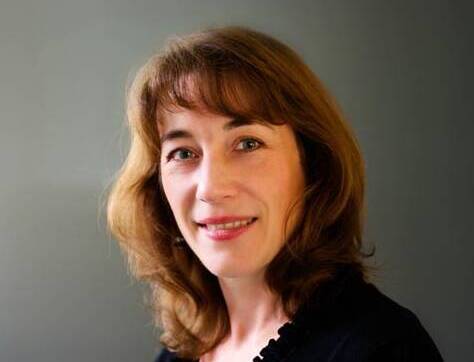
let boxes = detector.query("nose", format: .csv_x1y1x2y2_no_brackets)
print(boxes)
195,153,237,204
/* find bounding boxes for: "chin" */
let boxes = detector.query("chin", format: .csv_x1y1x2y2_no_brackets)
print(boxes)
203,260,263,279
205,265,247,279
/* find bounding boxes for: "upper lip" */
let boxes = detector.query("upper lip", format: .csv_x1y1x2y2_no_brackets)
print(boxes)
195,216,257,225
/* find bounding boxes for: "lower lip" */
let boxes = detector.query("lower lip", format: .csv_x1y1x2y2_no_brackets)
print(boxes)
201,219,257,241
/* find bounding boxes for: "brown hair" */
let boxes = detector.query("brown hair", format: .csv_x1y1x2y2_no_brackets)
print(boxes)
106,25,376,360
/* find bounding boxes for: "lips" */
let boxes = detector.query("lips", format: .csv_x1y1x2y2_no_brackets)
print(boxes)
199,217,258,241
195,216,258,226
196,217,257,229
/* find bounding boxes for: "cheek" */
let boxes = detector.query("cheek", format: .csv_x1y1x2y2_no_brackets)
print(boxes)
249,161,292,227
260,157,303,221
160,172,186,215
247,158,281,195
256,156,295,194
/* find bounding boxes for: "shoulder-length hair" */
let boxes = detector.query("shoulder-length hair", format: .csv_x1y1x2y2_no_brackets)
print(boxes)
106,25,376,360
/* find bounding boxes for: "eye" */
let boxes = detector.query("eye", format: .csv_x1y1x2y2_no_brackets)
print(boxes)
236,137,263,152
165,148,197,162
165,137,263,163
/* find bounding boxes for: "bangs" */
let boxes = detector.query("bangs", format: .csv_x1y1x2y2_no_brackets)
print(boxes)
151,45,287,127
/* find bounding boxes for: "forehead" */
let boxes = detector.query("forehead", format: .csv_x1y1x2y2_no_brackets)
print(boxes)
159,108,267,127
159,107,221,127
158,108,277,144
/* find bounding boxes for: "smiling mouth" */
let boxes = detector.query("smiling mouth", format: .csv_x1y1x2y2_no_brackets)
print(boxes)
196,217,258,230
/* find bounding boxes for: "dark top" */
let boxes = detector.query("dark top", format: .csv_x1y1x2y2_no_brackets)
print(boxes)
154,266,443,361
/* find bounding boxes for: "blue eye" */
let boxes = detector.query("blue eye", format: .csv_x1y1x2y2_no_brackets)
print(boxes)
165,137,263,163
166,148,196,162
236,138,262,152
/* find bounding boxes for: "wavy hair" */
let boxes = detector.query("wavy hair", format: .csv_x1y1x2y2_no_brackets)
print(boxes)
106,25,376,360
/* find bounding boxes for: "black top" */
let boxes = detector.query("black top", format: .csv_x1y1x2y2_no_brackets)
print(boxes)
154,266,444,361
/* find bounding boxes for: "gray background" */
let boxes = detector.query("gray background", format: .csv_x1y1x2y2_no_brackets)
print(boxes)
1,1,472,361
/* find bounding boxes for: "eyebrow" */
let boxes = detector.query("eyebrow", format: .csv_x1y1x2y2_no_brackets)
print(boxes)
159,117,274,144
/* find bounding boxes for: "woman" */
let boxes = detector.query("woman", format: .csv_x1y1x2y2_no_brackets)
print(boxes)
107,26,443,361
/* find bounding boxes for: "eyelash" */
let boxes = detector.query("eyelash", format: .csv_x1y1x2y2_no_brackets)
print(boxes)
165,137,263,163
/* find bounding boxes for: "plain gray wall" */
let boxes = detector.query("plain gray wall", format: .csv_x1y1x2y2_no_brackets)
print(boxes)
1,1,472,361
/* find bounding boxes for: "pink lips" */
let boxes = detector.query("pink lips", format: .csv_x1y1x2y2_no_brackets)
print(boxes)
200,218,257,241
196,216,256,224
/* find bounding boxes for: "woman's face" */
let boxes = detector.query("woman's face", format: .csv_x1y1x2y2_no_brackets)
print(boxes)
159,108,306,279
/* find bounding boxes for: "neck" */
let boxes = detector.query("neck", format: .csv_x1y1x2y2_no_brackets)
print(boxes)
218,271,290,347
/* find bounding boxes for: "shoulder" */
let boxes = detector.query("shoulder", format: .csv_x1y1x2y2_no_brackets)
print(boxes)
281,266,444,361
343,285,444,361
294,274,444,361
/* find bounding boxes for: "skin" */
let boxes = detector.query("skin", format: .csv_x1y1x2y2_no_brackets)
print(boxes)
158,107,306,361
